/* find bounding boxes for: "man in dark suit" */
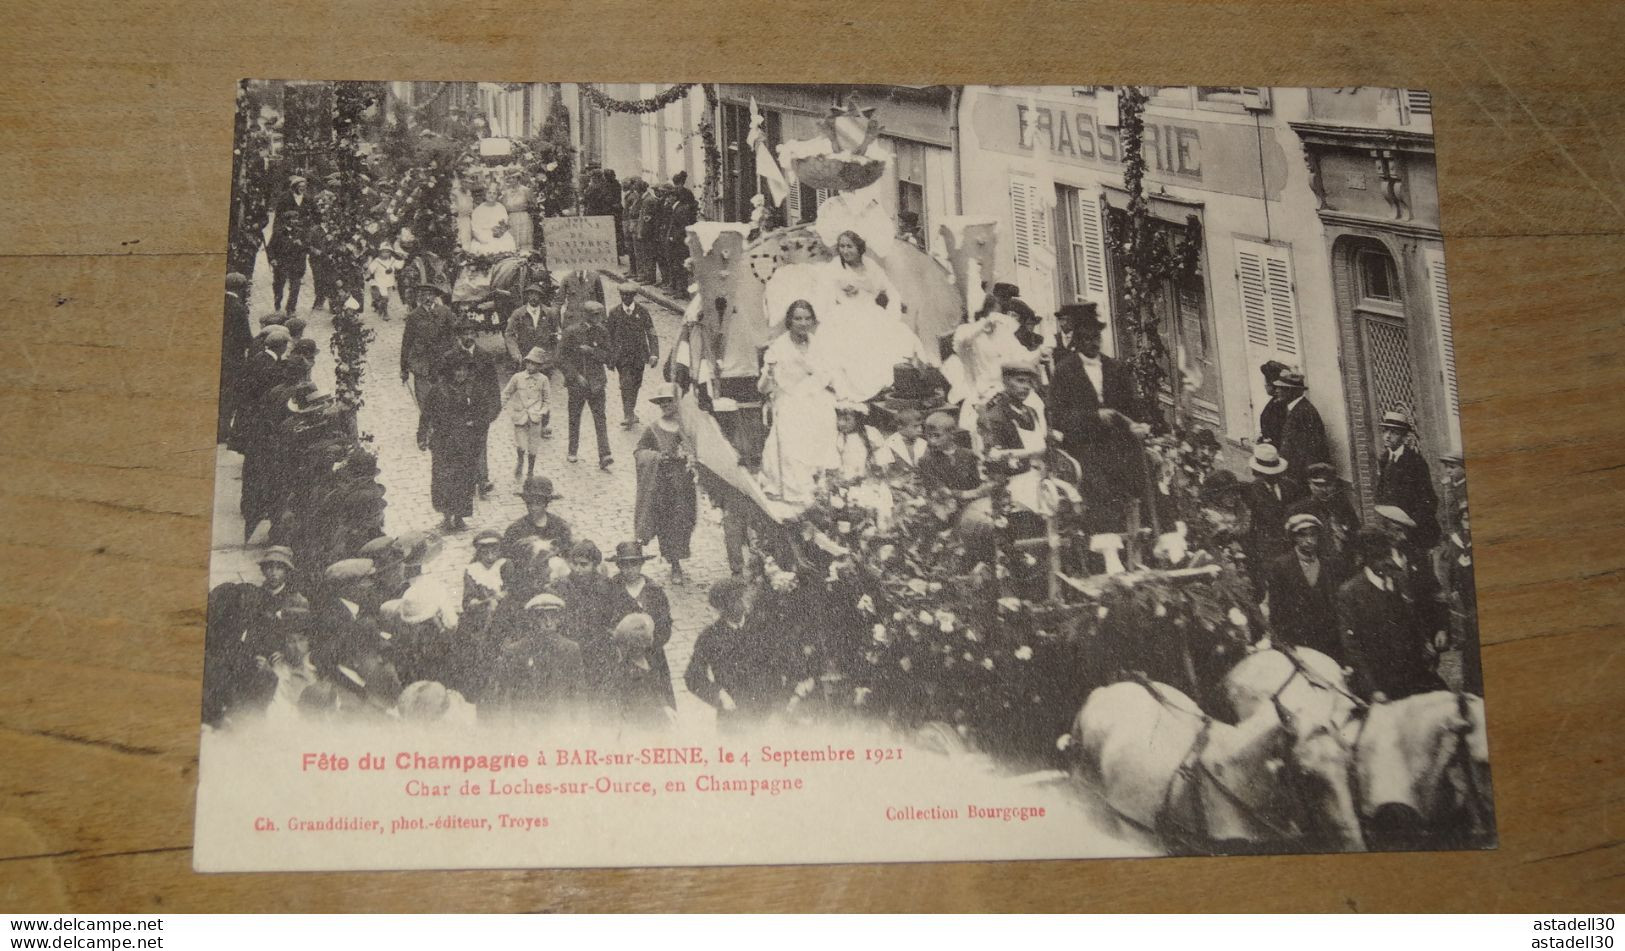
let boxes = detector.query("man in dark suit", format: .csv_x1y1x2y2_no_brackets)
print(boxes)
1257,360,1289,448
559,301,614,468
1336,529,1447,703
1374,411,1441,550
268,175,313,314
442,333,504,497
504,285,559,371
400,283,457,412
607,282,660,429
664,176,698,294
1244,443,1305,569
634,184,664,285
1265,514,1349,661
1049,304,1145,531
1271,369,1331,477
1288,462,1361,567
219,272,254,443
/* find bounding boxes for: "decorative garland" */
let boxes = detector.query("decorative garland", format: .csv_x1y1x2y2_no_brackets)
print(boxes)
578,82,697,115
1104,86,1203,428
699,83,722,214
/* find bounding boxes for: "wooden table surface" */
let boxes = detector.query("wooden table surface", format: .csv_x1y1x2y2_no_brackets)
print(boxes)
1,0,1620,913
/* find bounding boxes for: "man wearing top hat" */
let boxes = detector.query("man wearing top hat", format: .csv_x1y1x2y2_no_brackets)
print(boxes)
1049,303,1146,530
1374,410,1441,550
1270,368,1330,477
607,282,660,429
503,475,574,555
1264,514,1349,662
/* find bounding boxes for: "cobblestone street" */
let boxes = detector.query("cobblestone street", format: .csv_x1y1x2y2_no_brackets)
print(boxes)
210,249,728,725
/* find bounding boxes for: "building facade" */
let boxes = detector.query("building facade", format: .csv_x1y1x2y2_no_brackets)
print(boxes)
955,85,1454,511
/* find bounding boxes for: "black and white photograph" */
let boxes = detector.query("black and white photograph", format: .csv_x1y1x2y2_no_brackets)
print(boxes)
197,81,1494,871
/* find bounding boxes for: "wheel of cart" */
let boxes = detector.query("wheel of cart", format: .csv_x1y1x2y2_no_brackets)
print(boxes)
451,251,554,361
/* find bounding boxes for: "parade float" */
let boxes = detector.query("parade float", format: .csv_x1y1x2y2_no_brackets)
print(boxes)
665,102,1263,765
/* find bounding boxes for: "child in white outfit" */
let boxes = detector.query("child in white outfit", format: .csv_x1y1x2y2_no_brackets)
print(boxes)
365,246,400,319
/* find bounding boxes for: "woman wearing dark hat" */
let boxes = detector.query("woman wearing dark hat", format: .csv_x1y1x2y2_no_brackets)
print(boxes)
633,383,697,582
607,541,676,708
418,353,485,531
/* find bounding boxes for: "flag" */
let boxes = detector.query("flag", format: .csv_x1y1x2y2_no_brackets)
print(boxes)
748,97,790,206
676,393,794,524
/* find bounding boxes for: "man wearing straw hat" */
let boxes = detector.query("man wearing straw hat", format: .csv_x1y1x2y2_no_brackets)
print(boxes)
1264,513,1348,661
1244,443,1303,567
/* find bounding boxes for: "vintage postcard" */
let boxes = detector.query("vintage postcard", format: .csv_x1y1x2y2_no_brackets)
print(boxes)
197,81,1493,871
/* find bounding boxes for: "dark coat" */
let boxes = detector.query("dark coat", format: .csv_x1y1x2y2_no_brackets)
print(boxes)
1259,397,1286,447
1244,476,1306,564
222,292,253,375
1376,445,1441,549
1265,550,1349,661
919,445,982,493
1277,396,1331,478
421,378,487,518
1287,492,1362,563
1050,352,1145,521
504,304,560,367
558,319,611,393
443,343,504,424
501,512,574,556
684,614,790,726
606,301,658,369
977,391,1042,468
268,193,312,261
1336,569,1447,702
635,191,663,241
609,579,676,707
400,300,456,380
488,628,584,718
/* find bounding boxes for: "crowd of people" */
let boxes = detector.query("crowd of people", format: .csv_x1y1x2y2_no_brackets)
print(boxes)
212,167,1480,741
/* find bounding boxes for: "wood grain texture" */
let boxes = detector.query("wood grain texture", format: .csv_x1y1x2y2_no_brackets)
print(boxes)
0,0,1620,913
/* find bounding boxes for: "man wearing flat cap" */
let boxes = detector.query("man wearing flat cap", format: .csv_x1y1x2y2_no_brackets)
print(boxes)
558,300,614,468
1373,410,1441,550
268,174,312,315
1264,514,1348,661
1270,369,1331,477
401,282,457,411
607,282,660,429
486,593,584,721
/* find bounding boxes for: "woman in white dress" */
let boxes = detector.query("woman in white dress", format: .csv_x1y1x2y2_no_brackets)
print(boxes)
817,231,932,402
758,300,840,504
468,182,517,255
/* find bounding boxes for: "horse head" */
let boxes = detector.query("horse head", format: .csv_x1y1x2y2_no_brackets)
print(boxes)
1348,690,1493,850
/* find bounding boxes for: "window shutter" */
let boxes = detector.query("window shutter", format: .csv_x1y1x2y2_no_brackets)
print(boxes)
813,187,830,212
1009,177,1034,268
1074,190,1108,299
786,171,802,223
1239,87,1272,111
1405,89,1433,117
1235,237,1301,370
1424,248,1462,449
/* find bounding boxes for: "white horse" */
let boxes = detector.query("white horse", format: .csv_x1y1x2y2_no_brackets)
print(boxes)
1347,690,1494,850
1224,646,1357,728
1073,679,1366,854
